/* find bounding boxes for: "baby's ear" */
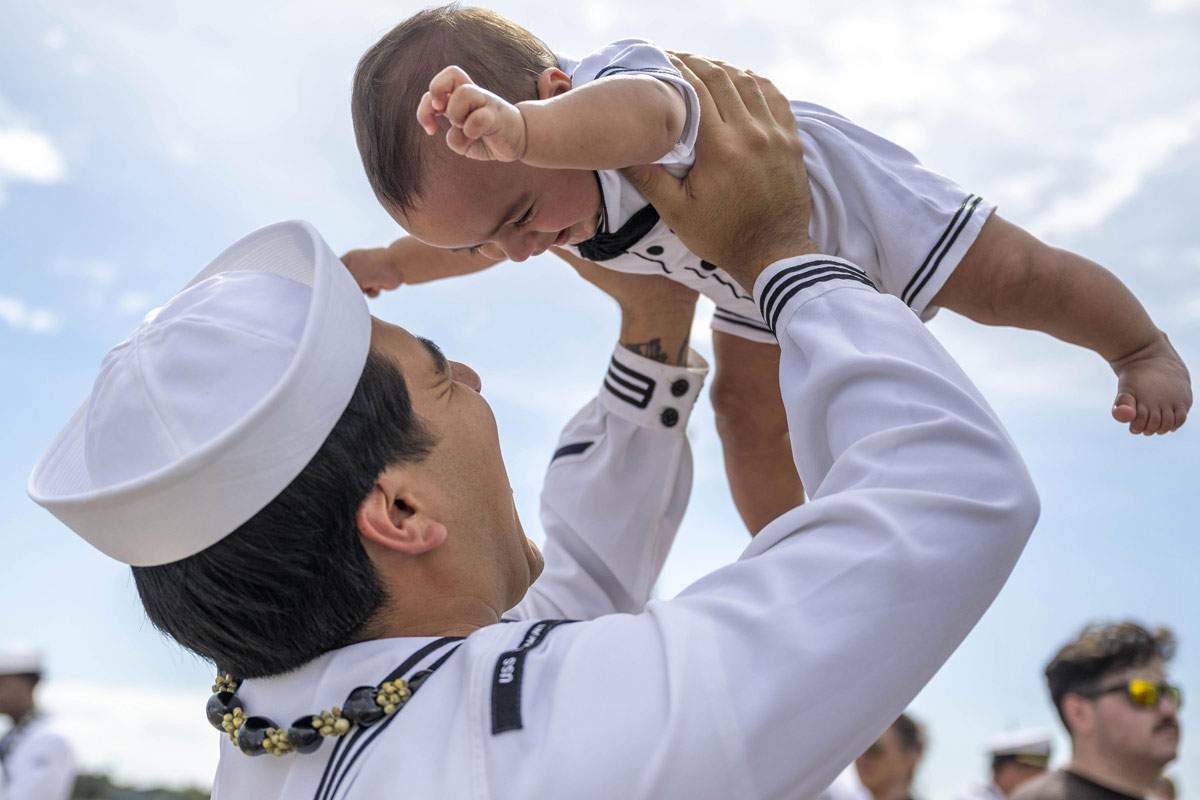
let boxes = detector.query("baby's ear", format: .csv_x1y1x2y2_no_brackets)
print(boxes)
535,67,572,100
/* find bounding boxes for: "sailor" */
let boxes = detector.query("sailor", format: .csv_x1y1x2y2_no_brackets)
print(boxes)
0,647,76,800
959,729,1054,800
28,57,1039,798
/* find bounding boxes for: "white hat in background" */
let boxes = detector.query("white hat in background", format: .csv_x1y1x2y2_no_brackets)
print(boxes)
0,645,42,676
986,727,1053,766
28,220,370,567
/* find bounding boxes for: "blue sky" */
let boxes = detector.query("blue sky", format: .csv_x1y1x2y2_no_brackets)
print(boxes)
1,0,1197,793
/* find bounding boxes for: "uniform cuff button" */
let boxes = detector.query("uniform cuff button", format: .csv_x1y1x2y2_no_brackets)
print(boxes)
670,379,689,397
660,408,679,427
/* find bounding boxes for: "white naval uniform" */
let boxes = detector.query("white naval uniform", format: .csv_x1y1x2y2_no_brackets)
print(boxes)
559,40,996,343
212,256,1038,799
0,715,76,800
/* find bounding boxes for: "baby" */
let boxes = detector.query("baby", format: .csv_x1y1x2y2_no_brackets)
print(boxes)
345,5,1192,533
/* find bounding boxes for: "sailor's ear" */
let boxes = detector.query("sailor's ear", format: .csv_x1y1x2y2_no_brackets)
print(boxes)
356,466,447,556
535,67,573,100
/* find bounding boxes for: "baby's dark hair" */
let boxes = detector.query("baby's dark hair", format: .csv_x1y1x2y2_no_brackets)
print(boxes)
352,4,557,215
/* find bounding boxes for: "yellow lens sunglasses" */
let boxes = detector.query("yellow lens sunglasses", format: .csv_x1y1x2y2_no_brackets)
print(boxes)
1082,679,1183,709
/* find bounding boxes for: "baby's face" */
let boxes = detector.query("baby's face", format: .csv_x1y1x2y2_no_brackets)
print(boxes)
399,156,602,262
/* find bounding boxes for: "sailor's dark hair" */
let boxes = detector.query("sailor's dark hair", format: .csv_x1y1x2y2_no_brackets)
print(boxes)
351,3,557,214
132,351,435,678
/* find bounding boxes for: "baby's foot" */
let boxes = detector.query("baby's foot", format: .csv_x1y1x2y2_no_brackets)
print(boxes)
1110,332,1192,435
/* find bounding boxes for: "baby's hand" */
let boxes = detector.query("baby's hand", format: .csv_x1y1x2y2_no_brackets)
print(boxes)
342,247,403,298
417,66,527,162
1110,332,1192,434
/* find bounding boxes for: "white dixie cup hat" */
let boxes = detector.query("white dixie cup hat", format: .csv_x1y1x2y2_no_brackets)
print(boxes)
0,644,43,676
28,220,371,567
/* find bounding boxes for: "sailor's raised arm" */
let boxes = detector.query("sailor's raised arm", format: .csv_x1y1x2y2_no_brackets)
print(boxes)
483,57,1039,798
508,262,706,621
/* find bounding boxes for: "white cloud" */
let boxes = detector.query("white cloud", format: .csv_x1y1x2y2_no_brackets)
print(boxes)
989,167,1059,216
483,371,598,419
1151,0,1200,11
1178,293,1200,322
0,294,61,334
70,55,94,77
928,316,1112,411
169,139,198,164
54,259,119,287
43,27,67,51
48,262,160,316
880,120,929,153
117,289,156,315
44,680,215,789
581,0,615,33
1032,103,1200,239
0,126,68,184
755,1,1025,120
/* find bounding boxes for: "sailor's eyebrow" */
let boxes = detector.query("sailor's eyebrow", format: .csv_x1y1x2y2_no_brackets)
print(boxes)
417,336,449,377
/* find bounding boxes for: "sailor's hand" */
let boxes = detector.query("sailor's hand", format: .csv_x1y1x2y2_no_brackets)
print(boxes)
417,65,528,162
623,55,817,290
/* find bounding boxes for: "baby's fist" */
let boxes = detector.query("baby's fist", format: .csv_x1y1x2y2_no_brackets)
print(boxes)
416,65,527,162
342,247,403,298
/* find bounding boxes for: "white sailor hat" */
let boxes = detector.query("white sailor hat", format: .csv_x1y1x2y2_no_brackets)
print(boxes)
0,645,42,676
987,728,1052,766
28,221,370,567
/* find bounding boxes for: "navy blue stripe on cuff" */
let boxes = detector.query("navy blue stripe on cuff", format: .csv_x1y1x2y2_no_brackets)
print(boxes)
759,260,876,333
604,356,656,409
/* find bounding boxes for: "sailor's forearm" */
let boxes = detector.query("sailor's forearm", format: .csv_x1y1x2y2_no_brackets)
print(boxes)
617,305,695,367
551,246,698,366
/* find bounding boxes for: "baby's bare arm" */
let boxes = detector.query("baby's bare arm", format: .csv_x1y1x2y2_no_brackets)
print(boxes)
388,236,503,283
519,75,687,170
932,214,1191,433
342,236,504,296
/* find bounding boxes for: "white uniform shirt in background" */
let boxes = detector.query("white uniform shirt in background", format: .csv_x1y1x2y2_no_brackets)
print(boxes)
959,783,1008,800
0,715,76,800
211,257,1038,799
559,39,996,343
819,766,874,800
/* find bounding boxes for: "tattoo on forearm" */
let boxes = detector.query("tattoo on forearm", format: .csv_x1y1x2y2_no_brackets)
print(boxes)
675,339,689,366
622,336,690,366
623,337,669,363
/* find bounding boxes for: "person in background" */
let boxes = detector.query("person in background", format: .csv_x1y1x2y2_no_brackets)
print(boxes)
822,714,926,800
0,646,76,800
959,728,1053,800
1013,622,1182,800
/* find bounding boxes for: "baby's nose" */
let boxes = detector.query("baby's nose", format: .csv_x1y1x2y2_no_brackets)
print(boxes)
500,231,540,262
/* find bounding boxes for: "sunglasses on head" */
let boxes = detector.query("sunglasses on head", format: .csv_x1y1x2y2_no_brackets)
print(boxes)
1080,679,1183,709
